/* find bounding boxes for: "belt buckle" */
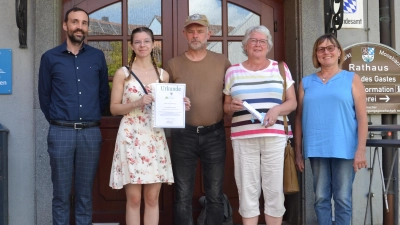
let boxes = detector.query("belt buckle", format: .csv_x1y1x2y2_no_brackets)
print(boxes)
74,123,83,130
196,126,204,133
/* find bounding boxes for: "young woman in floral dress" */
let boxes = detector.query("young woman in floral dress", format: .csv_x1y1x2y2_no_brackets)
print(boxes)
109,27,190,225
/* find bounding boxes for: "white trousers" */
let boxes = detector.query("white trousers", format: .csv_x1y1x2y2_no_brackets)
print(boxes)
232,136,286,218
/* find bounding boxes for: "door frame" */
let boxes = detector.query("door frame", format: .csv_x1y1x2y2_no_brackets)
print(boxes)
60,0,300,224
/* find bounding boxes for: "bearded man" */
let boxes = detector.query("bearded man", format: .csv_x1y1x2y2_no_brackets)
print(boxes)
38,7,109,225
165,14,231,225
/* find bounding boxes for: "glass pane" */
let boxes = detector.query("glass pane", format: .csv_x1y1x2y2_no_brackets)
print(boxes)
89,2,122,35
207,42,222,54
128,0,162,35
127,41,163,68
189,0,222,36
228,3,260,36
228,41,247,65
88,41,122,76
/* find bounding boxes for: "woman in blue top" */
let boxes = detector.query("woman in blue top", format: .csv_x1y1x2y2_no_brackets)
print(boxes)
294,34,368,225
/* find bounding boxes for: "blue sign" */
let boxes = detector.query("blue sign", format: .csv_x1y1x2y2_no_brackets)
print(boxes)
0,49,12,94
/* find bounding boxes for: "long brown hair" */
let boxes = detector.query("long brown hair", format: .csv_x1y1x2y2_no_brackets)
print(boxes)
126,27,161,82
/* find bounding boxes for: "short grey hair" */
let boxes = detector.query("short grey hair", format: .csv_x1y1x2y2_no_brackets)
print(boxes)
242,25,273,56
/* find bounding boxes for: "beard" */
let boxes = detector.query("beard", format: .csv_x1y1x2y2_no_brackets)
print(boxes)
188,40,207,51
67,29,86,44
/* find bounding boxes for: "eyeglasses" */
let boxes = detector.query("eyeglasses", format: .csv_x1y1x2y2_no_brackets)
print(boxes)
133,39,152,46
317,45,336,53
248,38,268,46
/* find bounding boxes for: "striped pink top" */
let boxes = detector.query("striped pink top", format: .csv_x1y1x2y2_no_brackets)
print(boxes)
223,60,294,140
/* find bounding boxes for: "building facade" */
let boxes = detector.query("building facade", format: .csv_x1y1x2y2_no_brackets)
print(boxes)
0,0,399,224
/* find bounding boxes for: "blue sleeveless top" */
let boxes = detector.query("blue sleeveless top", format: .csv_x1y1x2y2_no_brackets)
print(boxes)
302,70,358,159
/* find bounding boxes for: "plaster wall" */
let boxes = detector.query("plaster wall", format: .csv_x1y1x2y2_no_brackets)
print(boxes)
34,1,62,224
300,1,324,224
0,0,35,224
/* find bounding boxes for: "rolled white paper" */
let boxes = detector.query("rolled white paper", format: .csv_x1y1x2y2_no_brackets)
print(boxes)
243,101,264,123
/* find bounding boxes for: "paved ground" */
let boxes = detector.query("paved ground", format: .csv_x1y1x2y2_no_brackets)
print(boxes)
233,223,291,225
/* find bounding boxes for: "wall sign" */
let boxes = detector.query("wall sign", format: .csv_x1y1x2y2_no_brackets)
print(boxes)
343,43,400,114
334,0,364,29
0,49,12,94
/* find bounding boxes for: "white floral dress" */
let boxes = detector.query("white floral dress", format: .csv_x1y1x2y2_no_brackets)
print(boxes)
109,67,174,189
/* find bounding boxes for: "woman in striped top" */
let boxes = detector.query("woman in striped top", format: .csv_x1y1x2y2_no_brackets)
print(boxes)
223,25,297,225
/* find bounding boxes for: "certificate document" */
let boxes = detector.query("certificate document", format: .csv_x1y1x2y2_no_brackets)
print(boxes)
152,83,186,128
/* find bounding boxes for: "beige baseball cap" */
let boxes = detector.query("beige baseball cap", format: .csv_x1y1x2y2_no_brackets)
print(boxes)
184,14,209,27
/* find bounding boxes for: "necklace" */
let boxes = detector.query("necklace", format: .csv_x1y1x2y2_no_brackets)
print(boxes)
319,68,341,82
245,60,270,71
142,69,152,74
135,67,154,74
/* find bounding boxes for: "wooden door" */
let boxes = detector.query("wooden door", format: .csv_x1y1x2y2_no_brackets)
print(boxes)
62,0,286,224
175,1,285,224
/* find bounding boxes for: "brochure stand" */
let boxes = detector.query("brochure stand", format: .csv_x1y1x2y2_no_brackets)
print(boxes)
364,125,400,225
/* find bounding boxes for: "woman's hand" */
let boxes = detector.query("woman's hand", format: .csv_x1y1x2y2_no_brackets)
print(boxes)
184,97,191,111
230,98,244,112
353,147,367,172
295,150,305,172
263,106,280,127
138,94,154,107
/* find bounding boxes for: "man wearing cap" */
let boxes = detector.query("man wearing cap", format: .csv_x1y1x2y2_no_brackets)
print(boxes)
165,13,231,225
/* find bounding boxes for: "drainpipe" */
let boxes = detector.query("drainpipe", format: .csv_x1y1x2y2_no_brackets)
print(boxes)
379,0,396,224
394,115,399,225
